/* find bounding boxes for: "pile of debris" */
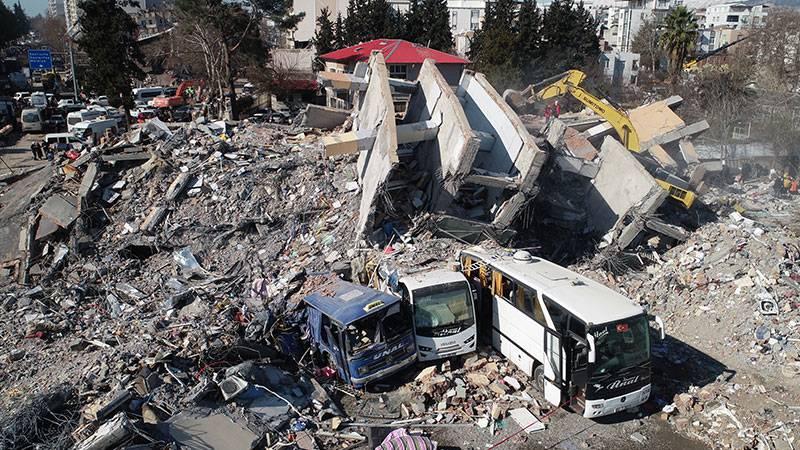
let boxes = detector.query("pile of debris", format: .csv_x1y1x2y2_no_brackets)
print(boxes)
576,180,800,449
0,117,370,448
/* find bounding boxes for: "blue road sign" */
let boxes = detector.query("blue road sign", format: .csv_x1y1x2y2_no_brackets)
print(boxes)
28,49,53,71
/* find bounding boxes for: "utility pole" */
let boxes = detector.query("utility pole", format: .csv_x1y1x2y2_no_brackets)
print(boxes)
67,25,80,101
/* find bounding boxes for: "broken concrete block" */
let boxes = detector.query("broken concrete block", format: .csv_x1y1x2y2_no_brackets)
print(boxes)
74,412,131,450
166,172,192,202
509,407,545,433
415,366,437,383
165,410,261,450
39,194,79,229
78,162,99,200
647,144,678,170
466,373,491,387
679,138,699,165
141,206,168,234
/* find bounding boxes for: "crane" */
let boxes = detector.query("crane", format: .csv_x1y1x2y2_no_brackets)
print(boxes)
684,36,749,70
502,70,696,208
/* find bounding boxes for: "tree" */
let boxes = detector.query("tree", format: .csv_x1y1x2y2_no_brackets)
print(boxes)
334,13,346,48
368,0,399,40
31,14,67,54
536,0,600,80
175,0,269,119
313,7,335,71
76,0,144,113
692,62,755,162
419,0,452,51
344,0,370,44
659,5,698,79
468,0,520,90
514,0,542,78
404,0,424,42
747,8,800,91
12,2,28,36
0,1,26,48
631,19,663,74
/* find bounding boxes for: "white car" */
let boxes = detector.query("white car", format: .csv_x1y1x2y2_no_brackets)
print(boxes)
57,99,80,109
14,91,30,102
92,96,110,107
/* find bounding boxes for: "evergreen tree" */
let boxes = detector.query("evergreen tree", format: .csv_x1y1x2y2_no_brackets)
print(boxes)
387,6,406,39
420,0,452,50
368,0,395,39
76,0,144,112
0,1,26,48
537,0,600,78
12,2,28,37
404,0,424,42
344,0,370,44
514,0,542,79
334,13,346,48
313,7,336,70
469,0,520,90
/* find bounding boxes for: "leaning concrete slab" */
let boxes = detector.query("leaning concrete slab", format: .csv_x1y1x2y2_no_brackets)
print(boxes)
0,166,51,267
587,136,668,240
404,59,480,211
457,71,547,197
354,52,398,240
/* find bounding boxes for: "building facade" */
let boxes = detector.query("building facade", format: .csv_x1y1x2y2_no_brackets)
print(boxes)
49,0,65,17
695,1,768,54
64,0,79,30
600,50,640,86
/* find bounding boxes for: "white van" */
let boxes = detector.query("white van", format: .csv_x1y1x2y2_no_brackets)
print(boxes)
72,119,119,145
133,87,164,106
30,92,47,109
67,109,104,132
45,133,86,152
21,108,44,133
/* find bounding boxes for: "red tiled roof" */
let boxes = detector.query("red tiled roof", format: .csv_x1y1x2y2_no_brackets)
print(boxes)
320,39,469,65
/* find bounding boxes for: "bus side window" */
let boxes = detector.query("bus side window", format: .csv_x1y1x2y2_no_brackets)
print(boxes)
492,271,513,302
517,286,546,325
543,295,568,331
568,316,586,337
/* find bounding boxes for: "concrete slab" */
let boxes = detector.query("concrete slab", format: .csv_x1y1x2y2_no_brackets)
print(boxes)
302,104,351,130
354,53,398,240
39,194,79,229
405,59,480,211
629,100,685,143
641,120,709,149
165,410,260,450
587,137,667,239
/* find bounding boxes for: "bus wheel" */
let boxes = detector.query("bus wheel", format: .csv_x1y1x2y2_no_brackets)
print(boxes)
533,364,545,393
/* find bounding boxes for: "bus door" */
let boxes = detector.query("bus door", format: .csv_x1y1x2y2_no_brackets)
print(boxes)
543,327,563,406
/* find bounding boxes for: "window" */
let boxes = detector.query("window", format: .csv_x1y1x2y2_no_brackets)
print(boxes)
470,9,480,30
388,64,407,79
543,295,568,331
726,15,739,22
492,271,545,325
631,60,638,70
451,10,458,31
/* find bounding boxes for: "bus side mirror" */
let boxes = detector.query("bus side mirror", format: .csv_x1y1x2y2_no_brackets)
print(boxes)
648,314,666,340
586,334,596,363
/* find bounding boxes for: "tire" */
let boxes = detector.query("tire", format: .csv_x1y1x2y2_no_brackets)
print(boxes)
533,364,545,393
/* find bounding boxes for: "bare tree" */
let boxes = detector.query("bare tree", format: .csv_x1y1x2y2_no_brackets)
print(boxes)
747,8,800,92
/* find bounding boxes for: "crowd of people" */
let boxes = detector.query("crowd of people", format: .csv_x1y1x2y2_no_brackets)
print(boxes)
28,140,54,161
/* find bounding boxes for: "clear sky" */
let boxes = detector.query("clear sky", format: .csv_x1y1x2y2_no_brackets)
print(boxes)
18,0,49,17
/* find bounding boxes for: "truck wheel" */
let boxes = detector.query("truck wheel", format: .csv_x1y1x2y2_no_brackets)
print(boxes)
533,364,545,393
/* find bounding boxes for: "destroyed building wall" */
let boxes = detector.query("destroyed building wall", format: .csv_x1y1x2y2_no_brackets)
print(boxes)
587,136,668,238
456,71,548,198
354,53,399,240
404,59,480,211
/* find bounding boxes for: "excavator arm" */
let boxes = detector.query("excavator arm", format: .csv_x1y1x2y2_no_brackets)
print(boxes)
502,69,696,208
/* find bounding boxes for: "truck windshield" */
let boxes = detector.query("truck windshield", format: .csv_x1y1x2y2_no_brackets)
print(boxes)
413,282,474,338
345,303,411,357
591,316,650,375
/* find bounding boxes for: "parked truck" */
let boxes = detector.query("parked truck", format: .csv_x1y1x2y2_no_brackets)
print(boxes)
303,278,418,388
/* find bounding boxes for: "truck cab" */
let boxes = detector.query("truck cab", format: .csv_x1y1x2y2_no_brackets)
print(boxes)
304,279,417,388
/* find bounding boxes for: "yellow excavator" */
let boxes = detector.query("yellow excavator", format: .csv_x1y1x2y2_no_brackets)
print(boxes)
503,70,696,208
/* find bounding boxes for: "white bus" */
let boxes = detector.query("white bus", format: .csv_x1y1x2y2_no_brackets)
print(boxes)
459,247,664,418
391,270,477,361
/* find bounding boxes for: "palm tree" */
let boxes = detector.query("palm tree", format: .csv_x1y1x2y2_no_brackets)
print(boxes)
659,5,698,79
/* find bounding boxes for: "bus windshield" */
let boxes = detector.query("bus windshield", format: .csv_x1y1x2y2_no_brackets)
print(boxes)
413,282,474,338
591,316,650,375
345,303,411,357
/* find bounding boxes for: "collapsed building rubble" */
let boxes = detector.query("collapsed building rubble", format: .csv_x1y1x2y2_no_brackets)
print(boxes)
1,51,798,450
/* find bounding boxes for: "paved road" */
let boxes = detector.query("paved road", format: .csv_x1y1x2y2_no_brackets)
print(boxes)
0,133,49,180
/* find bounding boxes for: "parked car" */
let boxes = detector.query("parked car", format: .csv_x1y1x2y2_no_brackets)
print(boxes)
13,91,30,102
44,132,86,153
170,105,192,122
48,114,66,131
21,108,44,133
92,95,110,107
57,99,82,109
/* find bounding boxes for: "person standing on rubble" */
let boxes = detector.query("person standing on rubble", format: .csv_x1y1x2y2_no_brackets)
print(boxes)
554,100,561,118
544,104,552,120
30,141,42,160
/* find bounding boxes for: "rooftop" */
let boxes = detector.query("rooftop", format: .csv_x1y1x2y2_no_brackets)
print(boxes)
462,247,644,324
320,39,469,65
